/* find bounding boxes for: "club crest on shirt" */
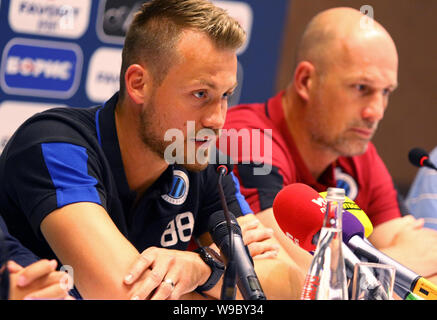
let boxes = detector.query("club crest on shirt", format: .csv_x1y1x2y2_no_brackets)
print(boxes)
335,167,358,200
161,170,189,205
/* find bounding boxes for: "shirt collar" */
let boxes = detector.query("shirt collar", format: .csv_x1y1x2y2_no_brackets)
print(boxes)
97,92,176,200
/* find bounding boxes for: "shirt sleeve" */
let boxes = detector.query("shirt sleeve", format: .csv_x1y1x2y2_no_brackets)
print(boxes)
0,219,10,300
405,147,437,228
3,120,107,239
220,111,288,213
0,216,39,267
362,144,402,226
233,163,284,213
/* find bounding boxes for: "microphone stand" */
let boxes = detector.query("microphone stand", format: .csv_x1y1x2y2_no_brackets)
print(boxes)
217,166,237,300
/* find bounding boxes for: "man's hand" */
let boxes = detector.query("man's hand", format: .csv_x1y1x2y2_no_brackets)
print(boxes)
123,214,280,300
8,259,74,300
237,214,279,259
123,246,210,300
381,226,437,277
371,215,437,278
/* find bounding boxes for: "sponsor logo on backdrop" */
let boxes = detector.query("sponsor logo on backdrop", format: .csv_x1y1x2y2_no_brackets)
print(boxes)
0,101,66,154
8,0,91,39
96,0,144,44
96,0,253,55
86,47,122,103
0,38,83,99
212,1,253,55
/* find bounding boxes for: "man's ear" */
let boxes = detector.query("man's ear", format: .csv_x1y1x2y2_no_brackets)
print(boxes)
124,64,152,104
293,61,316,102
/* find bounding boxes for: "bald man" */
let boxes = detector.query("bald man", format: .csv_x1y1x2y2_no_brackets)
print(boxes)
222,7,437,282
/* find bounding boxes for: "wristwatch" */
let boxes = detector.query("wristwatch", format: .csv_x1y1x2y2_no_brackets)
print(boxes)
194,246,225,293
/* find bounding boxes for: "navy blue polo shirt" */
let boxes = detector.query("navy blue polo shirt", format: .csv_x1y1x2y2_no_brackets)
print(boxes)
0,92,252,262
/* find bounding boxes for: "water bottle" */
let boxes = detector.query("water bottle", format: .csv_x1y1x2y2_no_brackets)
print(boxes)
301,187,348,300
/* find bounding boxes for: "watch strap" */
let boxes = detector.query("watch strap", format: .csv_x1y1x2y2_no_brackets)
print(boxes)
194,246,225,293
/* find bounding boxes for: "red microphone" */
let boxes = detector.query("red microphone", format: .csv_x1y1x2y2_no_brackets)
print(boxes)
272,183,364,252
272,183,331,251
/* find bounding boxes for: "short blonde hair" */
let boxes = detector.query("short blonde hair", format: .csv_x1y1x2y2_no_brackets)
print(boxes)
120,0,246,98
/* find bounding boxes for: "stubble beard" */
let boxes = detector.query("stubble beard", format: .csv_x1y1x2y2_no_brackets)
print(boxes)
308,115,375,158
138,100,211,173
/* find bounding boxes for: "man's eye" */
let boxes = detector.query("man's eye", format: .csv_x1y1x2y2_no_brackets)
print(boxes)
356,84,367,92
382,88,391,96
194,91,206,99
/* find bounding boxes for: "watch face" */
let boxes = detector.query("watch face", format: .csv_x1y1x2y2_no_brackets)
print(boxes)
204,247,223,263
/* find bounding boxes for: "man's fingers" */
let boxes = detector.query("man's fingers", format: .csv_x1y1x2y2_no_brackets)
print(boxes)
130,266,169,300
247,241,280,258
16,259,57,287
151,263,185,300
150,277,178,300
129,252,179,300
124,249,156,285
239,219,260,233
252,250,280,260
7,260,23,273
22,282,70,300
243,227,274,245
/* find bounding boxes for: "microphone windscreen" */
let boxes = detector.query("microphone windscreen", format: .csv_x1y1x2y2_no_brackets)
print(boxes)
342,211,365,244
408,148,429,168
273,183,374,252
273,183,329,251
319,192,373,238
208,210,242,243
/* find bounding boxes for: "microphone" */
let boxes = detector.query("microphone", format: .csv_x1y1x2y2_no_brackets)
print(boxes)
408,148,437,171
272,183,437,300
342,244,390,300
208,210,266,300
212,154,266,300
215,162,233,177
273,184,389,299
319,191,373,238
272,183,369,251
346,230,437,300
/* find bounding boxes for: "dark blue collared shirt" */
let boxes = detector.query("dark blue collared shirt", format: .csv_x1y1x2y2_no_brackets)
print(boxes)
0,92,252,263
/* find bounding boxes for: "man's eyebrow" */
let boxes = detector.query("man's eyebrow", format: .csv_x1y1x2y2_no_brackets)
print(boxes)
350,76,398,90
196,80,239,91
197,79,217,89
